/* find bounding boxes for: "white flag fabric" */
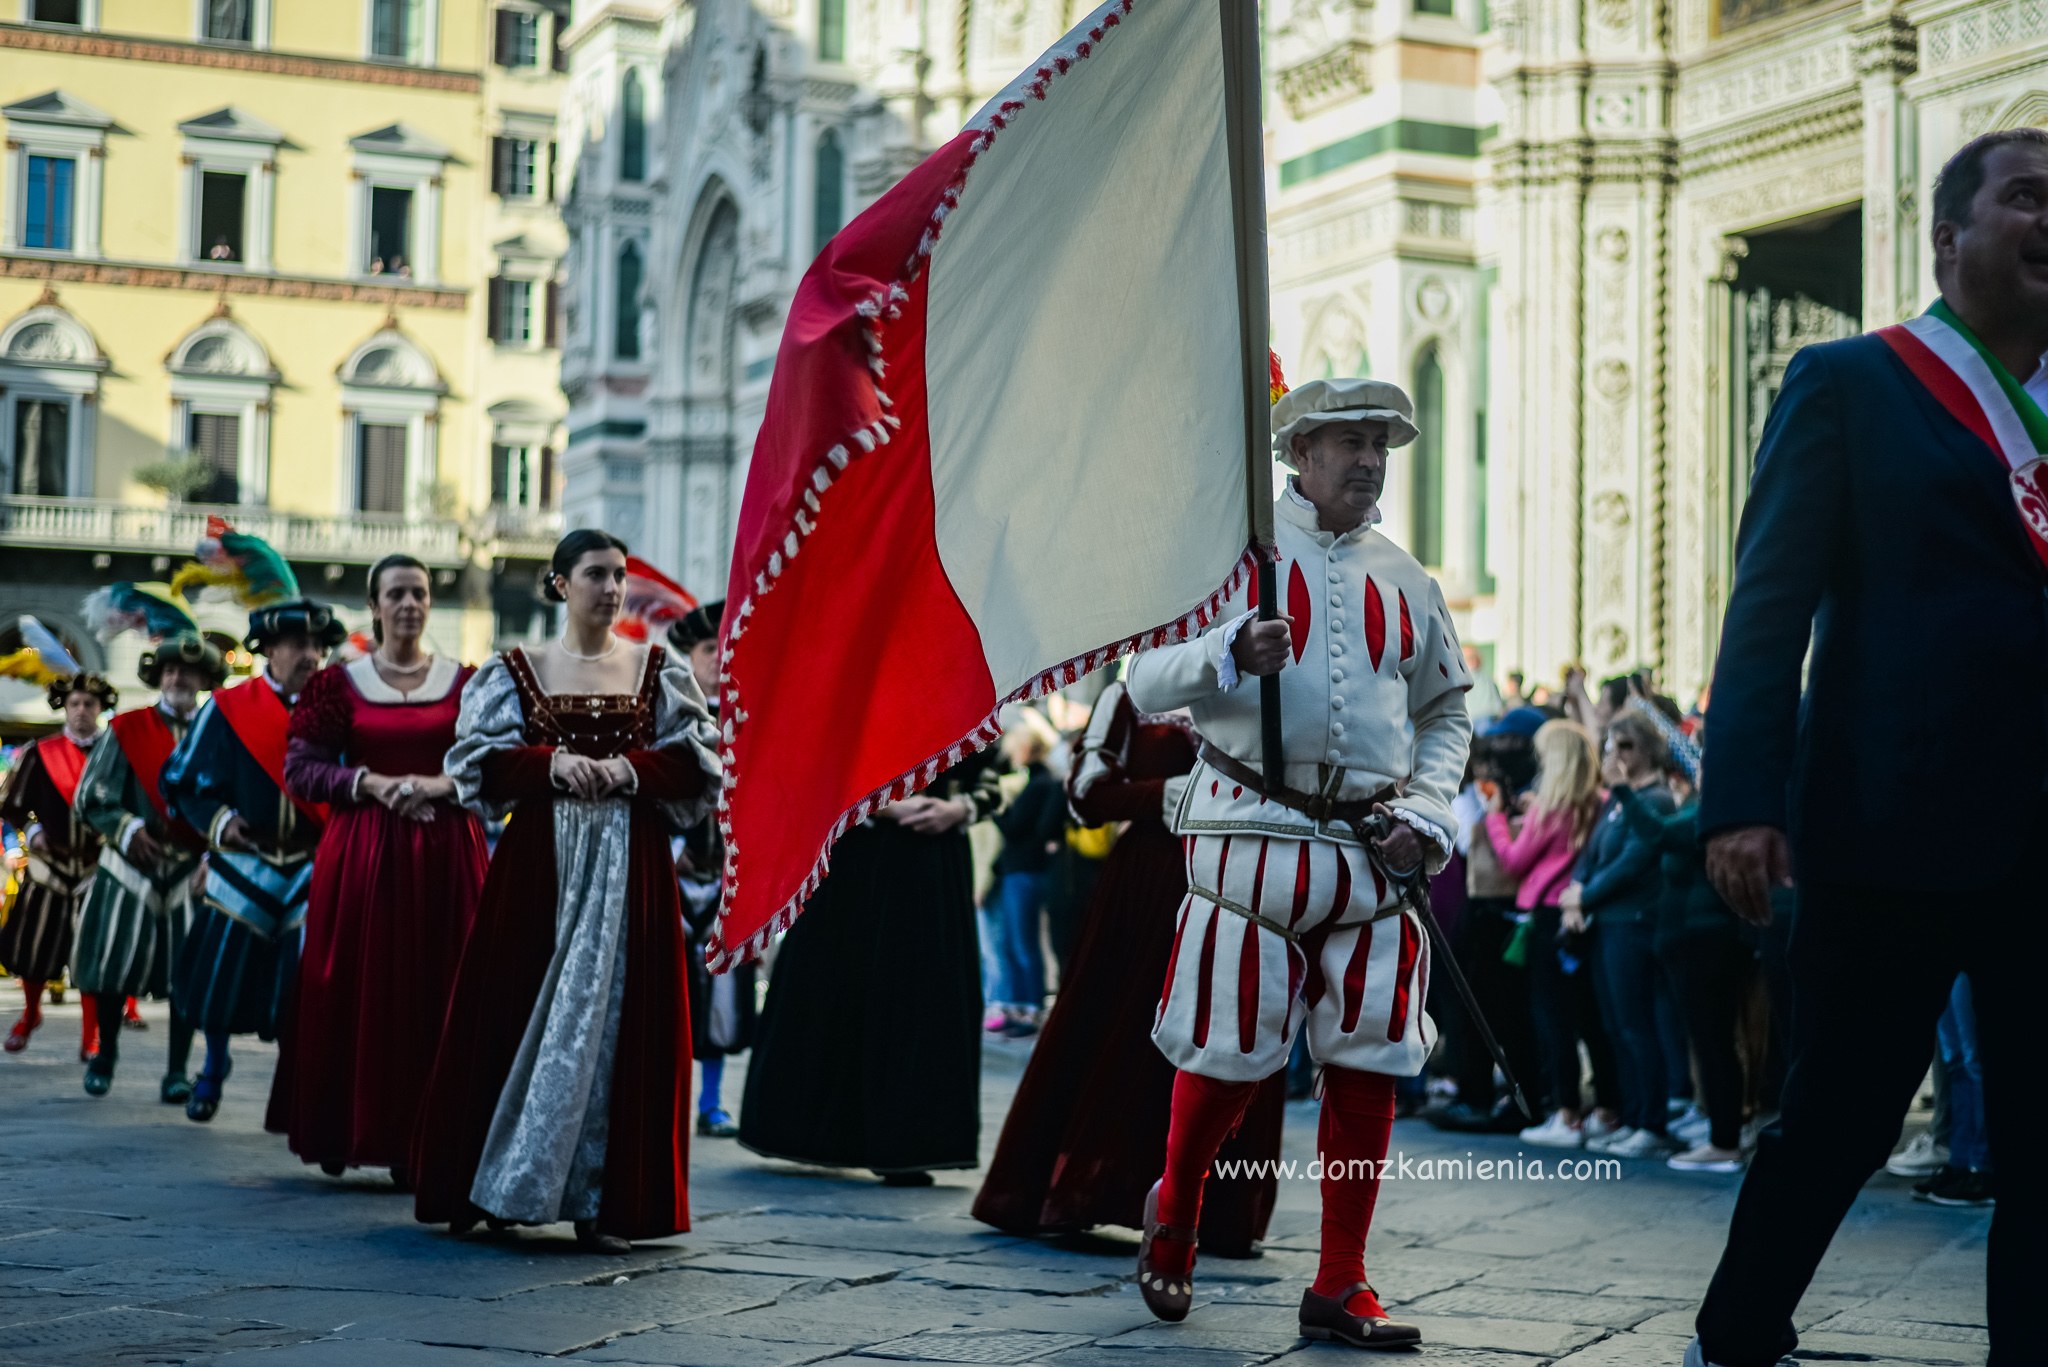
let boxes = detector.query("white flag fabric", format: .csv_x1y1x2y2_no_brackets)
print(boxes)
713,0,1258,966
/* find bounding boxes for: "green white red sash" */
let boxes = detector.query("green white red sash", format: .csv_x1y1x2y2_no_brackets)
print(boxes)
1878,300,2048,574
211,676,328,830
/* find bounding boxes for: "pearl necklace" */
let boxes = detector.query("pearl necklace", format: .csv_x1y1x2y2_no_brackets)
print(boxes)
374,650,432,675
558,634,618,662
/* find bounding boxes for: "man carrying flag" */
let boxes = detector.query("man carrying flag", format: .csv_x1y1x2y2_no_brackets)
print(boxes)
162,533,344,1123
1124,376,1471,1348
1691,128,2048,1367
72,587,228,1102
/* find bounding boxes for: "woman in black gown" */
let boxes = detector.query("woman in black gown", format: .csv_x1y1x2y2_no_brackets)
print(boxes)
738,748,1003,1184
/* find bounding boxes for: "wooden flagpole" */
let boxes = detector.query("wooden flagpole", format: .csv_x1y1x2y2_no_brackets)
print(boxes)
1219,0,1283,788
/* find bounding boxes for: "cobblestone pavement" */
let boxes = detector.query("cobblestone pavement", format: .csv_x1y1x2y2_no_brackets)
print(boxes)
1,999,1988,1366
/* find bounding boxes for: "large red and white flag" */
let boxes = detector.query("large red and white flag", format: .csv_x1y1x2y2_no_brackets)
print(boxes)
711,0,1261,966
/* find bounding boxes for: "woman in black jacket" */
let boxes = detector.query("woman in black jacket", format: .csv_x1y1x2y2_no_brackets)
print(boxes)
1620,764,1751,1172
1563,711,1676,1158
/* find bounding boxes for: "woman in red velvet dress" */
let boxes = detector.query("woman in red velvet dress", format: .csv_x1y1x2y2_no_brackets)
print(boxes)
411,531,720,1253
269,555,488,1182
973,682,1285,1256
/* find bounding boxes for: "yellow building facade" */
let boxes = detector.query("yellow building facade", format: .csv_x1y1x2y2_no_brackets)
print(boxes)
0,0,570,725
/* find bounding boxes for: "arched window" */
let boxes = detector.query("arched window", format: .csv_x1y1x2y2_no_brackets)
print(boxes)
817,0,844,61
813,130,844,256
166,317,277,506
337,329,442,517
619,69,646,182
1410,345,1445,567
614,240,643,361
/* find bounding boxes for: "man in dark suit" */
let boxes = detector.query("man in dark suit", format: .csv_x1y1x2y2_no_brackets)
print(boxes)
1690,129,2048,1367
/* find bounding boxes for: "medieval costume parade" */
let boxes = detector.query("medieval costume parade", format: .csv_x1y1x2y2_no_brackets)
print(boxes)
974,681,1284,1253
266,554,489,1180
669,601,755,1138
1,670,113,1057
737,745,1003,1184
162,533,346,1123
1125,377,1473,1348
411,531,720,1252
72,588,228,1101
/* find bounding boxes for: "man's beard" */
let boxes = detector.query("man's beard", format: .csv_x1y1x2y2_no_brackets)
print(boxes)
160,686,198,715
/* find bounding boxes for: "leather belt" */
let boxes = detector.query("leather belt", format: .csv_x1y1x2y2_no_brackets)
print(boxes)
1197,743,1393,824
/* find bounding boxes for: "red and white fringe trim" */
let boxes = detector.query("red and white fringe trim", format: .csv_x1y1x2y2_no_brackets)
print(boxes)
709,0,1223,973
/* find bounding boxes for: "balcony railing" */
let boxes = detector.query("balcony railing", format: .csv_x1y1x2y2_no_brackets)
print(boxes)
0,496,464,567
484,504,564,560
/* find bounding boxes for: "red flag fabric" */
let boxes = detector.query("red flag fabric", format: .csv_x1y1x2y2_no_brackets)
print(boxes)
614,556,700,643
710,0,1259,967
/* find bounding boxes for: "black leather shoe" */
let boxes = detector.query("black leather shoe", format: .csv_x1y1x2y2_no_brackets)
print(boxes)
186,1059,230,1124
83,1063,113,1097
160,1073,193,1105
320,1160,347,1178
1136,1179,1197,1323
574,1220,632,1254
695,1110,739,1138
1299,1282,1422,1349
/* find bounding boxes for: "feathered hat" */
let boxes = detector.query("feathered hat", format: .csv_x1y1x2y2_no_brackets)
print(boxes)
82,583,227,689
46,671,118,713
172,516,344,651
0,615,84,692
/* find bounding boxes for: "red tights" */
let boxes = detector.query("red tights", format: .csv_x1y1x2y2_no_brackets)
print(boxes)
1155,1065,1396,1316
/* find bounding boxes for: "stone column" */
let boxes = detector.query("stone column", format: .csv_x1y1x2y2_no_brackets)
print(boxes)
1854,5,1919,327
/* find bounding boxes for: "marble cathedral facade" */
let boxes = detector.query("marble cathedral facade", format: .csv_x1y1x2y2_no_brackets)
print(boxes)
555,0,1079,602
1484,0,2048,695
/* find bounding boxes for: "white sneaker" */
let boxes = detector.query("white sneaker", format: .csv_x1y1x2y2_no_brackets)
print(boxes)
1605,1128,1680,1159
1518,1113,1585,1148
1670,1105,1711,1142
1585,1125,1638,1154
1885,1131,1949,1179
1667,1143,1746,1173
1581,1110,1622,1141
1685,1337,1735,1367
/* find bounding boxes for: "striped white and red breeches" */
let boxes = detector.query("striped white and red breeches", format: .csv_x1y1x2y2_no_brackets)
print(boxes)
1151,833,1434,1083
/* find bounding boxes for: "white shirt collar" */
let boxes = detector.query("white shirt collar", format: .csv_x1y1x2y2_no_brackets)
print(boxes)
1281,477,1383,539
261,668,297,705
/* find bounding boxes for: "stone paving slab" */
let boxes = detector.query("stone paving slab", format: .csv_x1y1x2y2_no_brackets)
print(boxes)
1547,1330,1693,1365
0,1304,304,1364
575,1331,853,1366
899,1261,1123,1295
506,1268,811,1328
0,1000,1994,1366
854,1326,1095,1362
684,1251,909,1284
328,1302,640,1354
1398,1311,1610,1357
143,1285,475,1334
1398,1283,1684,1328
188,1340,548,1366
1036,1348,1284,1367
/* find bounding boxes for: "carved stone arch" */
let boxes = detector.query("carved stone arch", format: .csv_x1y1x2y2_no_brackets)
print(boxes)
338,329,443,391
680,188,742,404
1989,90,2048,130
167,316,276,381
1300,292,1370,380
0,305,104,372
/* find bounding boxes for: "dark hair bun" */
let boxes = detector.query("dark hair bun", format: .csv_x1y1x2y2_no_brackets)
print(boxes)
538,566,567,603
